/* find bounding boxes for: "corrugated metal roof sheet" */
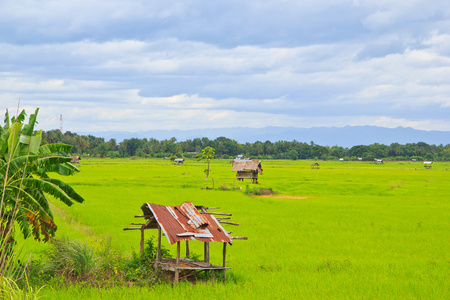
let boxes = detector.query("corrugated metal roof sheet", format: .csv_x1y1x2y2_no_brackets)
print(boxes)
141,202,232,244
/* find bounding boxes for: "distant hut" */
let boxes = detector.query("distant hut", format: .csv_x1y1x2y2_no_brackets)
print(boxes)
423,161,433,168
310,163,320,169
174,158,184,164
375,159,383,164
232,160,263,183
70,156,80,164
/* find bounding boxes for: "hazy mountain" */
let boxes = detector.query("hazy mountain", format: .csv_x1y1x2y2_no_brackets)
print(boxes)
80,126,450,148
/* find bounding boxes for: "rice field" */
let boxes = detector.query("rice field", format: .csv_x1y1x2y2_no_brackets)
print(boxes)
22,158,450,299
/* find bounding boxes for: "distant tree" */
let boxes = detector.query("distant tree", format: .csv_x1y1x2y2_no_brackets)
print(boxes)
125,138,142,156
287,149,299,160
95,143,108,158
107,138,117,151
197,146,215,180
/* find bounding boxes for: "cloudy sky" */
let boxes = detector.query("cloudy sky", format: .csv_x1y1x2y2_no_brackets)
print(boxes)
1,0,450,134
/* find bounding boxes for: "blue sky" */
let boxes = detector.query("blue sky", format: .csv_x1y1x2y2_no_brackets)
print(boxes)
1,0,450,133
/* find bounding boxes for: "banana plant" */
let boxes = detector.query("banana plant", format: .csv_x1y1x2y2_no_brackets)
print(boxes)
0,108,84,256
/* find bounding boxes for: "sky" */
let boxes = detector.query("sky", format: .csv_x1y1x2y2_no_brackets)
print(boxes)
1,0,450,134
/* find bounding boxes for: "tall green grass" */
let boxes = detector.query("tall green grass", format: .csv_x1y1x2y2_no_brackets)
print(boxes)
20,158,449,299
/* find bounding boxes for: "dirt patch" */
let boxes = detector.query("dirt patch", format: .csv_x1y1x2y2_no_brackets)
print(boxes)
257,195,310,200
260,189,275,195
247,189,276,196
389,182,408,189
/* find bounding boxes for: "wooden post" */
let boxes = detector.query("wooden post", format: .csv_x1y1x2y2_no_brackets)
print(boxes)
140,227,145,258
175,241,180,283
201,206,210,264
154,225,161,269
223,242,227,280
204,242,210,263
176,241,180,265
186,241,190,258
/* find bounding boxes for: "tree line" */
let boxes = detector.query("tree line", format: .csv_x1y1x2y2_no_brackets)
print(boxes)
41,129,450,161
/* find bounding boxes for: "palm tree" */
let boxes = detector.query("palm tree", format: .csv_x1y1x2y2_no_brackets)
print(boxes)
0,108,84,270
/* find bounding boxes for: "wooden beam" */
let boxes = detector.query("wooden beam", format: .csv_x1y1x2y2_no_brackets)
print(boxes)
204,212,232,216
206,206,220,210
232,236,248,240
130,223,145,225
134,214,153,218
219,221,239,226
216,217,231,220
123,227,142,231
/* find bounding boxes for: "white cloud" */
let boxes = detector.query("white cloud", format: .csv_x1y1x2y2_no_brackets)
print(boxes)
1,1,450,135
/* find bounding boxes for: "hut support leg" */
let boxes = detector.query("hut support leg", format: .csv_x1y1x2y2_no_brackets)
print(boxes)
154,225,161,269
175,241,180,283
204,242,210,263
223,242,227,280
140,227,144,258
186,241,190,258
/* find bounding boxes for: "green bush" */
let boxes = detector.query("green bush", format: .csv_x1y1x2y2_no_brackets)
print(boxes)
124,237,172,283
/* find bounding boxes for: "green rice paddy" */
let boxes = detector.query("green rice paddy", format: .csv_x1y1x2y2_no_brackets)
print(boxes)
23,158,450,299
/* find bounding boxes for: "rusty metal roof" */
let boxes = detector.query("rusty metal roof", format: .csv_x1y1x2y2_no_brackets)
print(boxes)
140,202,232,244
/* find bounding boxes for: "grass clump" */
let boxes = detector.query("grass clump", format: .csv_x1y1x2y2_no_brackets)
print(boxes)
40,237,98,280
0,274,44,300
29,236,176,288
244,185,277,196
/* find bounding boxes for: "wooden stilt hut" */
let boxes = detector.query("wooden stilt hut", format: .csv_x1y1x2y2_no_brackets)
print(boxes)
124,202,246,283
310,163,320,169
231,160,263,183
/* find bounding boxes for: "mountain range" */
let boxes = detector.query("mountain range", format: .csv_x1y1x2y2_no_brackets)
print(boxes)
80,126,450,148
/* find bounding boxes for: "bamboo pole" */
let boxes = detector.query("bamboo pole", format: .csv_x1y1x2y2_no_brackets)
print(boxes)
186,241,190,258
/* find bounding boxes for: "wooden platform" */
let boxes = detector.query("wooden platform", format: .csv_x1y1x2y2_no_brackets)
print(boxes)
155,257,230,271
154,257,230,282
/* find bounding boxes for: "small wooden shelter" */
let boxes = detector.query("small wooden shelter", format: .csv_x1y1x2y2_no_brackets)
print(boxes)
231,160,263,183
310,163,320,169
70,156,80,163
423,161,433,168
124,202,246,282
174,158,184,164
